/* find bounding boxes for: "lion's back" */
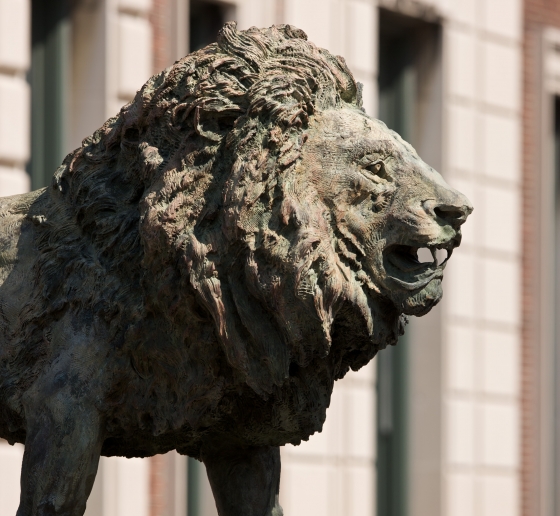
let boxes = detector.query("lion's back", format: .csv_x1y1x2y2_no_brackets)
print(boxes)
0,189,49,442
0,190,42,267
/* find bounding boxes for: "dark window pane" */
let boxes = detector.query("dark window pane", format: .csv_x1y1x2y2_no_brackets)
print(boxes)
377,9,440,516
189,1,227,52
29,0,71,189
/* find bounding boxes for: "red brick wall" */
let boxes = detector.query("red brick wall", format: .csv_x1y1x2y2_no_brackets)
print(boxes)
523,2,560,515
148,7,169,516
151,0,173,74
150,454,166,516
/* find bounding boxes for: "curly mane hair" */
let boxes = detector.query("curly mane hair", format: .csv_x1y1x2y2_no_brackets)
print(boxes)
6,23,402,452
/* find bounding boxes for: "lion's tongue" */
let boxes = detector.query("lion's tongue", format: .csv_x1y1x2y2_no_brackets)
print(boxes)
388,247,433,273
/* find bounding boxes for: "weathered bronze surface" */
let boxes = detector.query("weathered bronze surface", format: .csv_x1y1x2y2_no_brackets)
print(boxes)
0,23,471,516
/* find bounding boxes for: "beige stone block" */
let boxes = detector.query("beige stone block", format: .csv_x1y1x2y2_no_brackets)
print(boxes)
96,456,150,516
446,324,475,392
0,0,30,71
482,186,520,254
237,0,276,31
481,402,519,467
346,385,375,459
118,15,153,99
447,28,476,100
284,0,333,51
479,474,519,516
0,166,30,196
482,329,520,396
0,442,24,516
482,0,522,41
483,41,521,111
347,465,374,516
280,462,331,516
448,104,476,172
0,75,29,163
446,251,476,319
346,1,376,74
328,0,345,57
119,0,152,14
446,0,477,26
446,472,475,516
483,258,520,326
446,399,475,465
329,467,345,516
114,457,149,516
482,112,521,182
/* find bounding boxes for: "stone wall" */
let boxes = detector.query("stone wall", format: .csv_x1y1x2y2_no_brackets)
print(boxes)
0,0,30,196
440,1,522,515
0,1,525,515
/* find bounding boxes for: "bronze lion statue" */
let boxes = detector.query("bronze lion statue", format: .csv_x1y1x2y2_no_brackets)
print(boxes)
0,23,471,516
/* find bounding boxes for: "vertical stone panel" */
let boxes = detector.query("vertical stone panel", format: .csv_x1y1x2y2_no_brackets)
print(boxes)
0,75,30,163
0,442,24,516
118,15,153,100
481,329,520,396
446,399,476,466
446,27,476,100
446,472,475,516
442,2,523,512
482,40,521,112
481,112,521,183
346,1,376,74
481,0,522,41
0,0,30,199
0,0,30,71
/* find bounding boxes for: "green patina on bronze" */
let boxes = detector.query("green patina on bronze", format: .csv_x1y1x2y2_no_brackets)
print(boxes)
0,23,471,516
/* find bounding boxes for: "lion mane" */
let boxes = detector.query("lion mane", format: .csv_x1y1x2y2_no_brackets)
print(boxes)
5,23,404,454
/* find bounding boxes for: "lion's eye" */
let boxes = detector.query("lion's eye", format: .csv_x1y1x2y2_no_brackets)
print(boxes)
364,161,384,174
360,159,390,182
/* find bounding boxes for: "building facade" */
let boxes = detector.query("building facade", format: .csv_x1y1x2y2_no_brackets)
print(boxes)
0,1,527,515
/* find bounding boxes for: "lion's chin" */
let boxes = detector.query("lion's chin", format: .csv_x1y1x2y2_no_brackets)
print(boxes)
398,278,443,316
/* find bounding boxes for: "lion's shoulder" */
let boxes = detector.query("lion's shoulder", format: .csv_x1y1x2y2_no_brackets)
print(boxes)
0,189,46,276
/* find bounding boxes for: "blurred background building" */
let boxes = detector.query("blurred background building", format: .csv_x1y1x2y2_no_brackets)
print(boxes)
0,0,552,515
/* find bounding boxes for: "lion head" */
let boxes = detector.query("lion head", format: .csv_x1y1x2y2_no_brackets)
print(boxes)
40,22,471,447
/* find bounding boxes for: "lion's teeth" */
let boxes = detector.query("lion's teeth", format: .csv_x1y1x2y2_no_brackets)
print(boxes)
435,248,448,264
417,247,433,263
430,247,437,263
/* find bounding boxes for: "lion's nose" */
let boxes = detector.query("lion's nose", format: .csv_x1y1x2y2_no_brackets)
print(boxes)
424,197,473,227
434,204,471,225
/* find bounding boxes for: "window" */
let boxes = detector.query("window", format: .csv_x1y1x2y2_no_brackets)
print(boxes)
189,0,235,52
553,95,560,516
29,0,72,189
376,8,441,516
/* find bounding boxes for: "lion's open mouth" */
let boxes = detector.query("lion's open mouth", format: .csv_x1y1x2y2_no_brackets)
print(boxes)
383,242,454,290
388,245,451,271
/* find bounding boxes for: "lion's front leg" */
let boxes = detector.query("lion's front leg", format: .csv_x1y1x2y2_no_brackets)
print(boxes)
203,444,283,516
16,398,103,516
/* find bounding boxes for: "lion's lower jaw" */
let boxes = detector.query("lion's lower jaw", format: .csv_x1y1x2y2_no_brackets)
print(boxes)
398,278,443,316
